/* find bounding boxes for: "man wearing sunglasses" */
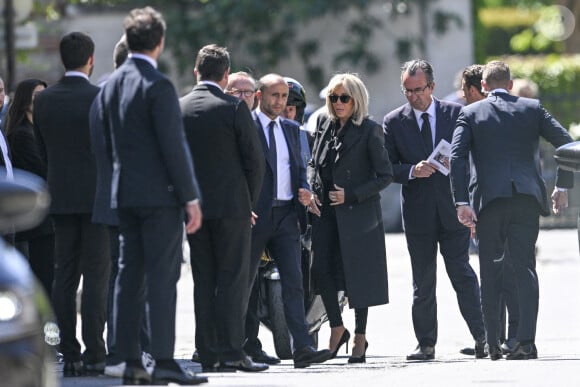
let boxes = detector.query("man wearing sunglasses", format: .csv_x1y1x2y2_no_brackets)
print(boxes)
383,59,486,361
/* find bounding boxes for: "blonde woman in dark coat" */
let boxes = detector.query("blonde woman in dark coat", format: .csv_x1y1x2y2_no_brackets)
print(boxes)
306,73,393,363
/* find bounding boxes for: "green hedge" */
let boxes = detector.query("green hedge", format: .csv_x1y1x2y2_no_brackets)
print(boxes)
501,54,580,135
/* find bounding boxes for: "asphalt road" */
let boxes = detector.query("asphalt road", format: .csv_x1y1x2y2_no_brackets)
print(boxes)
58,229,580,386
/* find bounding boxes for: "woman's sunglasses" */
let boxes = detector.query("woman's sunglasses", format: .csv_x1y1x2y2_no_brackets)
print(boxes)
329,94,351,104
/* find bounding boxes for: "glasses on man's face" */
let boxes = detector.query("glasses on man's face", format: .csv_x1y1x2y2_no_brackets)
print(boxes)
228,89,255,98
329,94,351,104
401,84,431,97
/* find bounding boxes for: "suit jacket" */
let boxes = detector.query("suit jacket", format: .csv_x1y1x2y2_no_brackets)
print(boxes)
252,112,308,233
89,94,118,226
450,92,574,216
99,57,200,208
308,114,393,308
33,76,100,214
383,98,464,233
179,83,264,219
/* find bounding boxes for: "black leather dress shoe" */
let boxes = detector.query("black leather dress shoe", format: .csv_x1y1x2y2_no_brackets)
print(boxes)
248,349,281,365
201,363,237,373
506,342,536,360
222,356,269,372
152,367,208,385
123,365,151,385
475,339,488,359
406,345,435,361
293,346,332,368
83,361,105,375
487,344,503,360
63,361,84,377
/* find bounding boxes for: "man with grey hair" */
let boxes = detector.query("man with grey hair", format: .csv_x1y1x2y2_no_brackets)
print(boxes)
450,60,574,361
383,59,486,361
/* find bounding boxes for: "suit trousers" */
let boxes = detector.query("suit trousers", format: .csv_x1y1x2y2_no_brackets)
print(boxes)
106,226,150,364
115,206,183,361
476,194,540,345
188,217,251,365
15,233,55,299
406,225,485,346
246,204,312,352
51,214,110,363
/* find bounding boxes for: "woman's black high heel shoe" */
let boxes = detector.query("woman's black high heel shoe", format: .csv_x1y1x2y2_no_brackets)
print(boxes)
330,329,351,359
348,341,368,363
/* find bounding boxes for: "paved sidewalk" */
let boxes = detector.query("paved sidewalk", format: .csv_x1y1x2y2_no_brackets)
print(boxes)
60,229,580,386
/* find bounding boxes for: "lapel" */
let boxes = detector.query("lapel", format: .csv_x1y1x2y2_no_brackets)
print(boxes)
433,98,451,145
253,112,275,173
280,119,298,168
334,119,363,165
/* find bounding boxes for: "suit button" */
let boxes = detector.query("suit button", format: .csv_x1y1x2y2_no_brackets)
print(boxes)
168,185,174,192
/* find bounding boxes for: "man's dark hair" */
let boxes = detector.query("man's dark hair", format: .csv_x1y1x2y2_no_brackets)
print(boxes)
124,6,166,52
59,32,94,70
462,64,484,94
401,59,435,85
195,44,230,82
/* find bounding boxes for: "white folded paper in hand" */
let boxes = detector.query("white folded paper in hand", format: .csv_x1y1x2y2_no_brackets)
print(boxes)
427,139,451,176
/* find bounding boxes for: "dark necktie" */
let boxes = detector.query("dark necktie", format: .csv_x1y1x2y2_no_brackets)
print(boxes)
268,121,278,199
421,112,433,154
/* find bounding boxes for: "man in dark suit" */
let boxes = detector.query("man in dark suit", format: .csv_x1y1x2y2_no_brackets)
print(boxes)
246,73,332,369
98,7,206,385
383,59,486,361
33,32,110,376
460,64,519,357
450,60,574,360
89,34,154,378
180,44,267,373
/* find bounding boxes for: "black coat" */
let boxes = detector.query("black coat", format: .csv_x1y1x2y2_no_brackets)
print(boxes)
99,58,201,208
180,84,264,219
308,114,393,308
451,92,574,216
33,76,100,214
7,120,54,240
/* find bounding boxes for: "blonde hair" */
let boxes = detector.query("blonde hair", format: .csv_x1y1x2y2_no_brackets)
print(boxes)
325,73,369,126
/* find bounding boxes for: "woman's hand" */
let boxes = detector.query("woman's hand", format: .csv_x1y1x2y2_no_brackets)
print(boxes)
329,184,345,206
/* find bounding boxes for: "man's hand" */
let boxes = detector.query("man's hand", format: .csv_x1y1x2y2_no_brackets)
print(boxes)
412,160,437,178
251,211,258,226
185,201,203,234
329,184,345,206
551,188,568,214
456,205,477,228
298,188,313,206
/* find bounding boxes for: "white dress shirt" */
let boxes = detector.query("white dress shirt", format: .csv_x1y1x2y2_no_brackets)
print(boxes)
256,110,293,200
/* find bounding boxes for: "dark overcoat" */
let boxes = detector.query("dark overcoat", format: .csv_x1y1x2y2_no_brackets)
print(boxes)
308,114,393,308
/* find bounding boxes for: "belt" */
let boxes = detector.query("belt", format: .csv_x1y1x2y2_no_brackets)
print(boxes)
272,199,293,207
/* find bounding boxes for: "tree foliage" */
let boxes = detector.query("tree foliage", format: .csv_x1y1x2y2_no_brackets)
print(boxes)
35,0,462,86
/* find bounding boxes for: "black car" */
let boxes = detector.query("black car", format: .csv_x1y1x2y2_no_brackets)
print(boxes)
0,169,57,386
